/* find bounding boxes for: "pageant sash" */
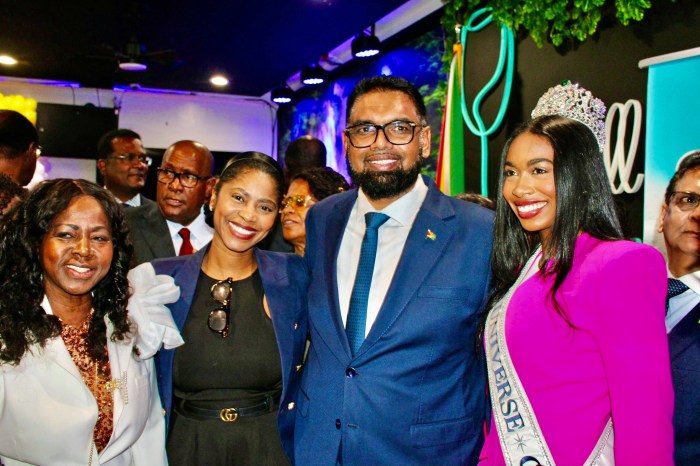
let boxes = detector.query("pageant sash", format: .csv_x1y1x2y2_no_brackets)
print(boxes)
484,248,614,465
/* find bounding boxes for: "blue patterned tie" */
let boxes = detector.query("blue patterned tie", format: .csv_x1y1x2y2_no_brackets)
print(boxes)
346,212,390,355
667,278,689,313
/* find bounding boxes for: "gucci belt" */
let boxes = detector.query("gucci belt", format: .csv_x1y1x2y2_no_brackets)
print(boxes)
176,393,280,422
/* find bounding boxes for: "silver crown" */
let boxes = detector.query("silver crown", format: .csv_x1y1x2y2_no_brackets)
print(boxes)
531,81,607,150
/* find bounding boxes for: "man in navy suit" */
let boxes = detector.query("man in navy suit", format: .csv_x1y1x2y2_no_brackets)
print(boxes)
658,149,700,465
293,76,493,465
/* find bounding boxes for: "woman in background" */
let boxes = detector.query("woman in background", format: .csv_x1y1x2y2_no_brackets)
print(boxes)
281,166,349,256
480,82,673,465
144,152,308,465
0,179,179,465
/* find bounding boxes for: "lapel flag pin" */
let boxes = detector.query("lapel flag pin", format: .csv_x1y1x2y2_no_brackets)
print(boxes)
426,229,436,241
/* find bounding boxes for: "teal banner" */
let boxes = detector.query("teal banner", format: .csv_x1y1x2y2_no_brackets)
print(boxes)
641,48,700,247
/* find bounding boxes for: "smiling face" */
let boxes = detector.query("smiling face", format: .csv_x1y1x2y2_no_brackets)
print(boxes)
502,131,557,248
41,196,114,304
209,169,279,254
281,178,316,253
97,137,148,201
344,90,430,209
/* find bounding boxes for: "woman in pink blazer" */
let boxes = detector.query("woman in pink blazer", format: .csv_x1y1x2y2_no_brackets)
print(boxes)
480,82,673,465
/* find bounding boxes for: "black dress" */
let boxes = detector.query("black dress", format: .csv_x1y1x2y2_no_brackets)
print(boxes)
167,269,288,466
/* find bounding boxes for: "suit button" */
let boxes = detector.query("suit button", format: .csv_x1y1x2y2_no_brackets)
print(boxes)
287,402,295,410
295,364,302,372
335,419,341,429
345,367,356,378
294,323,298,330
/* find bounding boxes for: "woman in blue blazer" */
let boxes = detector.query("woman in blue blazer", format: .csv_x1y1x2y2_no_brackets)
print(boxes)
133,152,307,466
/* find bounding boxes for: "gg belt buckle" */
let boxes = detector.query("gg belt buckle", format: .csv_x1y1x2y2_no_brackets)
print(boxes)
219,407,239,422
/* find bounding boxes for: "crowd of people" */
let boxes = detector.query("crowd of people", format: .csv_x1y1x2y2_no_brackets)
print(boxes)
0,74,696,466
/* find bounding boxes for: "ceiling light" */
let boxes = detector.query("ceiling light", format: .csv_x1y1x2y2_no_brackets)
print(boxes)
352,25,381,58
301,65,324,85
271,85,293,104
0,55,18,66
119,60,147,71
210,75,229,86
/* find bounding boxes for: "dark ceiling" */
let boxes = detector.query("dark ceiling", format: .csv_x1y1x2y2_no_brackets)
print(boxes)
0,0,411,96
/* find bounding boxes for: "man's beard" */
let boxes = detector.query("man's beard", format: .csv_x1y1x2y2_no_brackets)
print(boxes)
347,149,423,201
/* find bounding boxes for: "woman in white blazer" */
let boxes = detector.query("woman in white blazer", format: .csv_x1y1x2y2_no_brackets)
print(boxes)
0,179,182,466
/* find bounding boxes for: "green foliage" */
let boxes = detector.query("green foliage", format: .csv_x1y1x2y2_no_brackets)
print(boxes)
442,0,655,67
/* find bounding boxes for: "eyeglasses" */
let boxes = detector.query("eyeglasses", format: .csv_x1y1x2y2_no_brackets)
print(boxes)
157,168,209,188
106,153,152,166
345,120,423,148
670,191,700,212
279,194,316,213
209,278,233,337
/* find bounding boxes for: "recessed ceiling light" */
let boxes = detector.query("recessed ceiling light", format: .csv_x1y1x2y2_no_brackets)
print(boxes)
210,75,229,86
301,66,324,85
0,55,18,66
271,85,293,104
352,25,381,58
119,60,147,71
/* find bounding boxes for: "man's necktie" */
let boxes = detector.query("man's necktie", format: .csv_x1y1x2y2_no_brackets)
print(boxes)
178,227,194,256
666,277,689,313
346,212,390,356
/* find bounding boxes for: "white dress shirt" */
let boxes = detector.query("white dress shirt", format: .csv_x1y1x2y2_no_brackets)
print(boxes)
107,189,143,207
337,176,428,336
666,268,700,332
166,208,213,254
123,193,143,207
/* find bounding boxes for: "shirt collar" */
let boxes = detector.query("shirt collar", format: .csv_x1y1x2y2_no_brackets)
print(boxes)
355,175,427,226
106,188,141,207
124,193,142,207
165,207,209,238
668,267,700,295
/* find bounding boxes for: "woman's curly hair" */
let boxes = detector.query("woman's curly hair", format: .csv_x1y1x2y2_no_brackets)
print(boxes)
291,167,349,201
0,179,133,365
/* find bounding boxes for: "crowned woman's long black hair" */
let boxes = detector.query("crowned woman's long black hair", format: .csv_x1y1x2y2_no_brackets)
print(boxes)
0,179,133,365
490,115,623,322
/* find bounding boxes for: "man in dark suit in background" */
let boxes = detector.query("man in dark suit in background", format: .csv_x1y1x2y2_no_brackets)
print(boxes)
283,135,327,188
126,140,216,266
292,76,493,465
97,128,153,207
658,149,700,466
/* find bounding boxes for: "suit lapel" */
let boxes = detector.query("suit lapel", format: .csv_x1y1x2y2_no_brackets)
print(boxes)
146,204,176,258
39,297,84,380
42,336,83,381
173,248,207,329
255,249,294,387
358,185,453,357
105,318,135,427
669,301,700,360
308,194,355,361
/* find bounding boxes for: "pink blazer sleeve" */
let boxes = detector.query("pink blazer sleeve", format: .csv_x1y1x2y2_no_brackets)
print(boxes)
587,244,673,465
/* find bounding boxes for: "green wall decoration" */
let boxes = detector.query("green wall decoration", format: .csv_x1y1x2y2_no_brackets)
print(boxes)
442,0,657,67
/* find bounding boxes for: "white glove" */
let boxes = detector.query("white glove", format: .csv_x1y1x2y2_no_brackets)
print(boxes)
127,263,184,359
